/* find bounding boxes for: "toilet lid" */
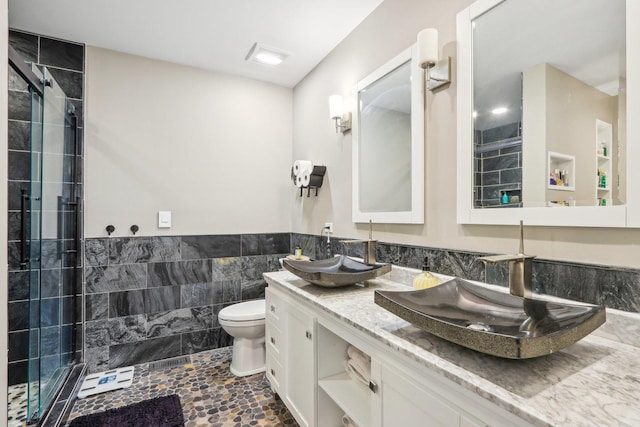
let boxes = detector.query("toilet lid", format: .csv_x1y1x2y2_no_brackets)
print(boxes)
219,299,265,321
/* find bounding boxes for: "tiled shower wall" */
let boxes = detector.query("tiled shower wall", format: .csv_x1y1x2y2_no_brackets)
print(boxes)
83,233,289,373
7,30,85,386
474,122,523,208
292,233,640,313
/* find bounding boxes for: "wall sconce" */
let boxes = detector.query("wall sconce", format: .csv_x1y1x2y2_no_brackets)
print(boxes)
417,28,451,91
329,94,352,134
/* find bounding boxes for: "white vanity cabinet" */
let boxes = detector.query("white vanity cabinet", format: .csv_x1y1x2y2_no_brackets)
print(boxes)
265,287,316,427
265,285,530,427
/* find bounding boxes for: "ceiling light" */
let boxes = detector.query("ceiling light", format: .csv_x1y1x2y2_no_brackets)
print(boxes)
492,107,508,115
245,43,290,66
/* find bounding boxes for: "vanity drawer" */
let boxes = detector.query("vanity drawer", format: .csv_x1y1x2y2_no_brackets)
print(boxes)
266,323,283,356
266,351,283,393
265,288,283,327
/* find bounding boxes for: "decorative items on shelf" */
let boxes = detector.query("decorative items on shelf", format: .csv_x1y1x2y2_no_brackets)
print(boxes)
292,160,327,197
597,169,607,189
549,169,569,187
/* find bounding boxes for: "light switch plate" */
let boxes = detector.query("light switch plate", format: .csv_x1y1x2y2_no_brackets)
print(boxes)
158,211,171,228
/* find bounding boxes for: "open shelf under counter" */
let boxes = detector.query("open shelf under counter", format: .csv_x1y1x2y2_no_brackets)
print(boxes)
318,372,371,427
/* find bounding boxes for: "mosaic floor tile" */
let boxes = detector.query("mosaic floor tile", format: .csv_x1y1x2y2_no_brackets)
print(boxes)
7,383,27,427
65,347,298,427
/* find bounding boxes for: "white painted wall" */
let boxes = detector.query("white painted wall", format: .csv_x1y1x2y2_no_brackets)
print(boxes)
1,0,9,421
292,0,640,268
85,47,293,237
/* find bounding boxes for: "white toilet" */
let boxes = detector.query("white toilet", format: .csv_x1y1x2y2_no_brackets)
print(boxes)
218,299,266,377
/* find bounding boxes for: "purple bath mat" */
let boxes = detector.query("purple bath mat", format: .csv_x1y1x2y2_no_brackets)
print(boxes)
68,394,184,427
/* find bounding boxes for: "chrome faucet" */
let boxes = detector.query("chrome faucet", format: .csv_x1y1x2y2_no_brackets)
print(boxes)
341,220,377,265
477,220,536,298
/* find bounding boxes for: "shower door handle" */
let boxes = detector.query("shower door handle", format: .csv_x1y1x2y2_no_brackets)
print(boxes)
20,189,29,270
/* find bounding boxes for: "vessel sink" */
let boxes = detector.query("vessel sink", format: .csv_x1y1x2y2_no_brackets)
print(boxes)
282,255,392,288
374,277,606,359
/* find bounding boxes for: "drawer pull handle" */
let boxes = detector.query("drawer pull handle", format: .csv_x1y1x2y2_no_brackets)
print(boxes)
305,331,312,340
270,337,276,345
369,380,378,394
270,368,276,376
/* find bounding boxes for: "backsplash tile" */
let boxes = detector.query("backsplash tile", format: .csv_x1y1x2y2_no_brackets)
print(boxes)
143,286,181,313
85,264,147,293
85,293,108,321
147,259,212,287
108,237,180,264
241,233,290,256
108,336,182,369
181,234,241,259
291,232,640,313
108,289,145,318
146,307,213,339
180,282,213,308
290,233,317,259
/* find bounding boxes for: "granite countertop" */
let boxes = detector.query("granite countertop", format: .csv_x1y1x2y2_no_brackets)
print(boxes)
263,267,640,427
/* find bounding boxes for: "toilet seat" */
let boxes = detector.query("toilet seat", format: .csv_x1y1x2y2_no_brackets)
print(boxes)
219,299,265,322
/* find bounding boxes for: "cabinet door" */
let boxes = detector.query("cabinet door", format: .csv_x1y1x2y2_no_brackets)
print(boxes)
284,303,316,427
380,364,461,427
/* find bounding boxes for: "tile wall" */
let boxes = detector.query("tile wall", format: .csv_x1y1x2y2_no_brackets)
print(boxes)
474,122,523,208
7,30,85,386
292,233,640,313
83,233,289,373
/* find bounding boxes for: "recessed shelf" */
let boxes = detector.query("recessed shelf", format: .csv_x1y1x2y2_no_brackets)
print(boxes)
548,184,575,191
548,151,575,190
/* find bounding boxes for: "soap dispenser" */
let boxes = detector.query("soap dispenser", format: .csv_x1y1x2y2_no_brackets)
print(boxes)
413,257,440,290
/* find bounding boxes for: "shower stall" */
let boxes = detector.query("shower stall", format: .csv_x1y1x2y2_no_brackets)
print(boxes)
9,46,82,424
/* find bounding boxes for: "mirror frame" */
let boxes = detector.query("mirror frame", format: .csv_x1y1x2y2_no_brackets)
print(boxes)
352,45,425,224
456,0,640,227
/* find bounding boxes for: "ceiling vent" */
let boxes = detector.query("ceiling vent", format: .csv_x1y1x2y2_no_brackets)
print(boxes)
245,42,290,66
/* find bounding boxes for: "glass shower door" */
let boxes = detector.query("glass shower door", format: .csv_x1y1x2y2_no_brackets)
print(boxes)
26,66,78,422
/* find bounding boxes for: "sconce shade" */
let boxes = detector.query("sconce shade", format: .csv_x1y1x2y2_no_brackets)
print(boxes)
329,94,343,119
417,28,439,68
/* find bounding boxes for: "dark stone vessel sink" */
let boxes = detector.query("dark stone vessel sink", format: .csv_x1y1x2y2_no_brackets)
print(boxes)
374,278,606,359
282,255,392,288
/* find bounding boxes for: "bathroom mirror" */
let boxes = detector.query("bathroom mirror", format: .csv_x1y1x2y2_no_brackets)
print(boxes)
352,45,424,224
456,0,640,227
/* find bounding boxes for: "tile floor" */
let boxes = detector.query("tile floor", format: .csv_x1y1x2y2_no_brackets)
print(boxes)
64,347,298,427
7,383,28,426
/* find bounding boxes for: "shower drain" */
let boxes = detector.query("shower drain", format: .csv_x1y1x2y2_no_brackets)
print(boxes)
149,355,191,371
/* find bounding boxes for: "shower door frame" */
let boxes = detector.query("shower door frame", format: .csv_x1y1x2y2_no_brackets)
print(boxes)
9,46,82,425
